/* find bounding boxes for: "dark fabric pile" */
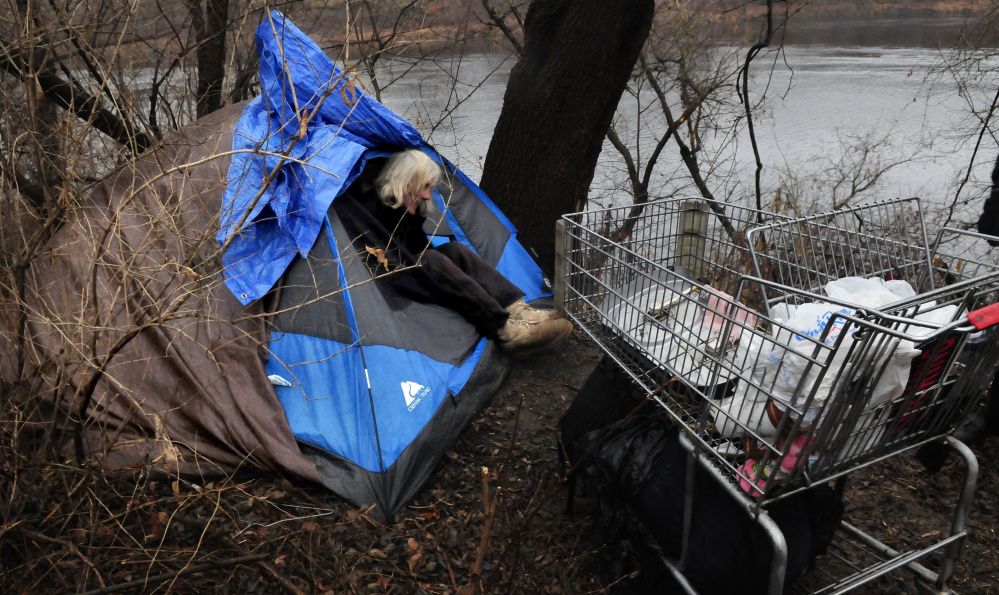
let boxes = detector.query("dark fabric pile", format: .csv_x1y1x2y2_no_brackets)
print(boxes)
560,358,843,594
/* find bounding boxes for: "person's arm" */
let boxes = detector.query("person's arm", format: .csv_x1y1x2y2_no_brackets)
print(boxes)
977,152,999,246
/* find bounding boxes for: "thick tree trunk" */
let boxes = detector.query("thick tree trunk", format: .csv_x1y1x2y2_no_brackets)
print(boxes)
187,0,230,118
479,0,654,275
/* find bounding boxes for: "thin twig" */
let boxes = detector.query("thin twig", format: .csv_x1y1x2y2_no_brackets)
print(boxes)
508,394,525,451
740,0,776,218
438,543,459,590
481,0,523,55
20,529,107,588
461,467,503,594
76,554,268,595
174,513,309,595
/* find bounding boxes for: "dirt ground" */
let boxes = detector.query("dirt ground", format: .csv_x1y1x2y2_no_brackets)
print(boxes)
3,329,999,594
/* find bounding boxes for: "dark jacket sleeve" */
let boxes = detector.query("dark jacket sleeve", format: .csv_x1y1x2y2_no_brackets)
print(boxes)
977,152,999,246
333,184,429,271
332,176,450,309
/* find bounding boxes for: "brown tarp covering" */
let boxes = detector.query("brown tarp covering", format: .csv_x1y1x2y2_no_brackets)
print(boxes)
1,104,321,483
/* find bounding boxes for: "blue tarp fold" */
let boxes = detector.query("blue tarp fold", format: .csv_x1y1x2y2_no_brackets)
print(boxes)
219,11,424,304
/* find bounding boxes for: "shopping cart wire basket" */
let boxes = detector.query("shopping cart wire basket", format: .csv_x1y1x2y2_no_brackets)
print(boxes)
555,196,999,594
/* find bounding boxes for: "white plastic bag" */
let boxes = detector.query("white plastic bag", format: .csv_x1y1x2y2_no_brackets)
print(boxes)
712,331,778,438
824,276,917,305
777,277,925,411
770,301,856,410
712,277,929,441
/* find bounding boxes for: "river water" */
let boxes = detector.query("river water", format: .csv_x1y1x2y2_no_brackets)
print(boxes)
379,19,998,231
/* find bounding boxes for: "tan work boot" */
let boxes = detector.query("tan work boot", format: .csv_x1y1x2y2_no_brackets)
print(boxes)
496,317,573,361
505,298,564,324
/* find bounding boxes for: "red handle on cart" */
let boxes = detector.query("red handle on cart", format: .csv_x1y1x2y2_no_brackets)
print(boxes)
967,302,999,330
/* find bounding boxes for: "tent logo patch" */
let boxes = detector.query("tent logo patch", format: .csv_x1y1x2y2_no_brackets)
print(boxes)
401,381,429,411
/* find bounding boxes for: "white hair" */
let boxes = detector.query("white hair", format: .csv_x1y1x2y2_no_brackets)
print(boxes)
376,149,441,216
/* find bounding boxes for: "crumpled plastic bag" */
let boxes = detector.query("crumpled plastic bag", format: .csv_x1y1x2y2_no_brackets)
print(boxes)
838,299,961,455
713,277,937,440
712,331,781,438
713,301,860,439
824,276,917,304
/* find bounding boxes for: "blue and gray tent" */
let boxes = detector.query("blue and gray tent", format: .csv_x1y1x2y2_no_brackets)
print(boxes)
219,12,549,516
3,11,548,520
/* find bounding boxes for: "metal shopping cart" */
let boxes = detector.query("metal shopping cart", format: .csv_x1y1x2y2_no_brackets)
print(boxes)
555,197,999,594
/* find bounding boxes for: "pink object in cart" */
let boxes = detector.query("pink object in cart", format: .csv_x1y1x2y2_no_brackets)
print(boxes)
701,288,758,342
738,435,810,498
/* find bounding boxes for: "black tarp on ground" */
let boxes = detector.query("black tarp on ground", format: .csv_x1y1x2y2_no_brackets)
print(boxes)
560,358,843,594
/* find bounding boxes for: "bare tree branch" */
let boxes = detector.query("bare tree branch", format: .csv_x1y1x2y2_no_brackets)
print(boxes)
481,0,524,55
945,84,999,227
0,43,152,153
738,0,776,220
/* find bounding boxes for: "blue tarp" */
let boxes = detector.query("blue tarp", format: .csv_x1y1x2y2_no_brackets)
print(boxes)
218,11,424,304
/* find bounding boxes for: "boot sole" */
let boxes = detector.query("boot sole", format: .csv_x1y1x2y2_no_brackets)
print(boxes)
520,311,566,324
506,322,573,361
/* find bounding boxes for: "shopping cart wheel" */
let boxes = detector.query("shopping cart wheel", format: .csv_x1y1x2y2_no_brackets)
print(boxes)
914,578,952,595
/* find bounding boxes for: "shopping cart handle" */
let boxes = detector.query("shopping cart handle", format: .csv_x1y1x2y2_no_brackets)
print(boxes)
967,302,999,330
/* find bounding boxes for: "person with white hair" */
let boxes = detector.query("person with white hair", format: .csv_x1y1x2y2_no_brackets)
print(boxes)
333,148,572,360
